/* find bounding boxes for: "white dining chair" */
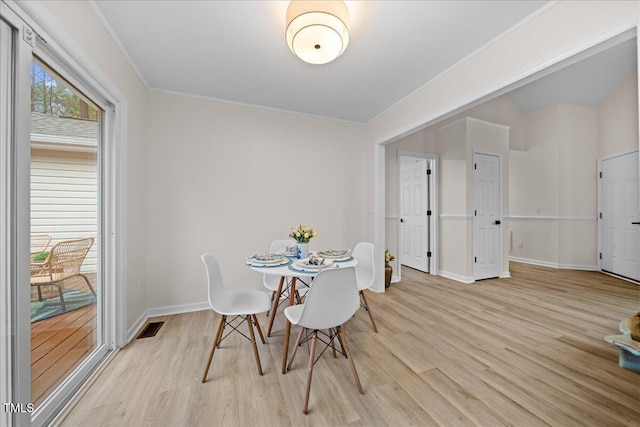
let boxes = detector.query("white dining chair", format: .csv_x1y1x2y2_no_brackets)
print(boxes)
352,242,379,333
263,238,297,317
200,253,271,382
284,266,364,414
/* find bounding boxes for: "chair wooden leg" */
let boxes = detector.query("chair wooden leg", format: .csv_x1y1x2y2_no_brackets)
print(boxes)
329,328,337,358
360,290,379,333
337,326,363,394
281,277,297,374
303,331,318,415
287,326,305,372
335,326,347,359
252,314,266,344
267,276,285,337
202,315,225,383
266,291,276,317
246,315,263,376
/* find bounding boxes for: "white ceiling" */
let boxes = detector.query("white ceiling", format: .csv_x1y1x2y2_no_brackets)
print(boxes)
93,1,637,122
508,38,637,113
92,0,550,123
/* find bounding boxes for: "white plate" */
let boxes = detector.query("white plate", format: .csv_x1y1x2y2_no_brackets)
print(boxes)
249,254,286,264
317,249,351,259
247,258,289,267
290,262,338,273
294,258,335,270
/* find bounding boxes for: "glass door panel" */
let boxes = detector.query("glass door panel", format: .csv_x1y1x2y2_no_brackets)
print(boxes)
29,57,102,408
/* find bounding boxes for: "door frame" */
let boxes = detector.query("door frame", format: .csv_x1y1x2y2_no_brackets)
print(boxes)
396,150,438,282
472,150,503,281
1,4,33,426
597,148,640,281
1,1,129,425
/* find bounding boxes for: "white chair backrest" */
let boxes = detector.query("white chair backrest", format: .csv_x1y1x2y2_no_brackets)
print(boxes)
352,242,375,291
264,239,296,288
201,253,235,313
270,239,296,253
297,267,359,330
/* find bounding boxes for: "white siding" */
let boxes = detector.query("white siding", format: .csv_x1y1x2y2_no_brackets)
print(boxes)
31,148,98,272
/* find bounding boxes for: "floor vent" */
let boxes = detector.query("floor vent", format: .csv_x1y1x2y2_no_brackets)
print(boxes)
137,321,164,339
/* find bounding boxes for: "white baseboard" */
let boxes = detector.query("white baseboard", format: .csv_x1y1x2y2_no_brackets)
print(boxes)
126,301,209,344
439,271,475,284
391,274,400,283
509,256,599,271
501,271,511,278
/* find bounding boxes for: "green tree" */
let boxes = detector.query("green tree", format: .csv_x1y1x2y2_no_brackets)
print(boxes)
30,61,98,121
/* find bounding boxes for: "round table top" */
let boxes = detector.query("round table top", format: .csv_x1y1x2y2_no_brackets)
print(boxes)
247,257,357,277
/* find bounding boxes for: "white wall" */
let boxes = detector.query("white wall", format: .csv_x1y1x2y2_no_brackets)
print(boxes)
35,0,640,318
598,69,639,158
145,91,368,309
387,65,637,275
510,104,599,269
370,1,639,283
40,0,149,330
368,1,639,142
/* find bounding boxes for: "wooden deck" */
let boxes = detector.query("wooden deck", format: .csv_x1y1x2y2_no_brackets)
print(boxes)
31,274,97,408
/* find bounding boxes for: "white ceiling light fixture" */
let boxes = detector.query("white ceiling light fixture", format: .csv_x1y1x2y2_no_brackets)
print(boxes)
285,0,349,65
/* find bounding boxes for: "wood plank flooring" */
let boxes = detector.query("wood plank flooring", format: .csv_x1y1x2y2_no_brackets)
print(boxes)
59,263,639,426
32,274,97,407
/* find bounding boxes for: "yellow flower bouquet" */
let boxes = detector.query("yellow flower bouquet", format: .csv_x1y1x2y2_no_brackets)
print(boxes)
385,250,395,262
289,225,317,243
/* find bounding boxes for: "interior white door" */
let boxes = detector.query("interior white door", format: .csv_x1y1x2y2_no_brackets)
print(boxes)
473,153,501,280
601,151,640,281
400,159,429,272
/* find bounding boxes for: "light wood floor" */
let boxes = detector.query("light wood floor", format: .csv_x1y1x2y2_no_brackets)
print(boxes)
32,274,97,407
60,263,639,426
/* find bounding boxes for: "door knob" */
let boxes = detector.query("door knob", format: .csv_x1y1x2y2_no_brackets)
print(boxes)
400,218,405,223
494,220,501,225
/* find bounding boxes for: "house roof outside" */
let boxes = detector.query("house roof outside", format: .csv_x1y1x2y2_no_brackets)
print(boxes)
31,112,99,151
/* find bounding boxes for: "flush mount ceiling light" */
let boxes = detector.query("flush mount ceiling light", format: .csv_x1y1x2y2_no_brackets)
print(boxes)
285,0,349,65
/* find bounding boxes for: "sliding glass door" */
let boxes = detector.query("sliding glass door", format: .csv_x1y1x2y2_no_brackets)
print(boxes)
29,57,103,410
0,3,120,424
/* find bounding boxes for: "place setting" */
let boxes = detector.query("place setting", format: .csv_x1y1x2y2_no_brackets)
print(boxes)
245,252,291,268
289,254,338,273
316,248,352,262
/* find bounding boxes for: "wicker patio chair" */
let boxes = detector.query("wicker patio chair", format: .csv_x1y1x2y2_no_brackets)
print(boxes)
30,237,95,312
30,233,52,256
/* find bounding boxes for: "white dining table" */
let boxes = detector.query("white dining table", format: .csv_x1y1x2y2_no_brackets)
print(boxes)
248,255,358,374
